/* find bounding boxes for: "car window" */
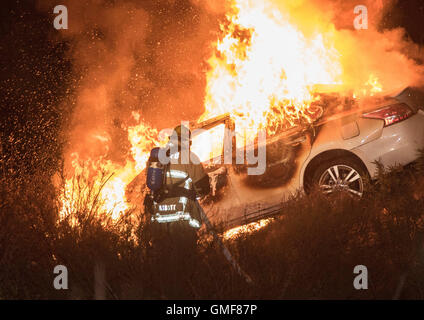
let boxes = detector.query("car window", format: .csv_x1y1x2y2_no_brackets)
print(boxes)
191,123,226,163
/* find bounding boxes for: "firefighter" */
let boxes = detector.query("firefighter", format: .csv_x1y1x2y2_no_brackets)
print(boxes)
144,124,210,298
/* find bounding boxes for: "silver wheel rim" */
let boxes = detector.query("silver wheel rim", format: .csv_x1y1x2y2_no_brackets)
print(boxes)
318,164,364,197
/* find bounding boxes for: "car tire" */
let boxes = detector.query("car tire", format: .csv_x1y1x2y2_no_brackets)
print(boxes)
311,157,368,197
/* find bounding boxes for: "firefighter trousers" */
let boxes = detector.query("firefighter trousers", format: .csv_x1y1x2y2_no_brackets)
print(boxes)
148,220,200,298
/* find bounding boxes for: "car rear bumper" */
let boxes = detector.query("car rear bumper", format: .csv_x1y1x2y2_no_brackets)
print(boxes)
352,110,424,177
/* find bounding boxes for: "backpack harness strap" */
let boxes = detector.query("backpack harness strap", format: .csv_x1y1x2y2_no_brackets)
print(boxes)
151,166,200,228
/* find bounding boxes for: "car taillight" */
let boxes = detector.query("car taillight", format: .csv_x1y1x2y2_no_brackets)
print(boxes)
362,103,414,127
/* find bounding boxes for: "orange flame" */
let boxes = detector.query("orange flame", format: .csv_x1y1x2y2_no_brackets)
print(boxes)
200,0,343,143
59,0,392,222
224,219,272,239
59,113,162,220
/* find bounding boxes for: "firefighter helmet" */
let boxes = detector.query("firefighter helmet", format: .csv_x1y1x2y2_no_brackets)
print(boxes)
173,124,191,142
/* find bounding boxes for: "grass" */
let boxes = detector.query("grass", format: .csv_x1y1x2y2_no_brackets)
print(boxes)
1,152,424,299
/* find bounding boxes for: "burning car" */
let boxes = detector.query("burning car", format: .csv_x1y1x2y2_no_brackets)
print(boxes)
58,0,424,231
185,87,424,229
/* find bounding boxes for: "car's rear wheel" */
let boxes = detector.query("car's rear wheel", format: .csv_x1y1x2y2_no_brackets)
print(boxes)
312,157,367,197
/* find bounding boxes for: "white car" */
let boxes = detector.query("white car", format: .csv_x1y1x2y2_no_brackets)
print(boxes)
188,87,424,228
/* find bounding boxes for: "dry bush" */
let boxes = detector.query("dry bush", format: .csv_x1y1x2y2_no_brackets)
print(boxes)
1,152,424,299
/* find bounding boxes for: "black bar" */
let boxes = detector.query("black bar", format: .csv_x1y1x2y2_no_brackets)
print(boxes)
1,300,421,318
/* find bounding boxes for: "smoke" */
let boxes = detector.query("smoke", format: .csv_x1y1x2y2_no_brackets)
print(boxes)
269,0,424,93
37,0,223,171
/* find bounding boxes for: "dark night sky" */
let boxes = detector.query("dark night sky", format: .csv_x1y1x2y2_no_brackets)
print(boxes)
0,0,423,179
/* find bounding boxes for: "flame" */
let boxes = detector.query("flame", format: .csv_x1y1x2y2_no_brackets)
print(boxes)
191,123,227,163
58,0,390,222
364,74,383,96
59,114,162,220
200,0,343,144
224,218,271,239
128,118,163,172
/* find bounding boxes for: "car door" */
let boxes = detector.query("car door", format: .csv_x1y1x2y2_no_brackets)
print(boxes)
191,115,313,228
